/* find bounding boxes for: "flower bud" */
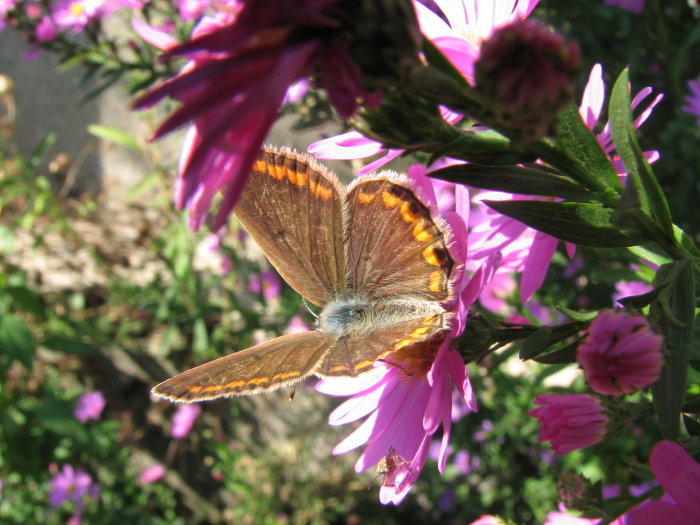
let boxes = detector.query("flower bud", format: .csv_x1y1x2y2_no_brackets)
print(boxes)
474,19,580,141
577,310,664,396
528,394,608,454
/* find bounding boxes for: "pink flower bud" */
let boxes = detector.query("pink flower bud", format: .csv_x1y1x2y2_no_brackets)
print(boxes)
577,310,664,396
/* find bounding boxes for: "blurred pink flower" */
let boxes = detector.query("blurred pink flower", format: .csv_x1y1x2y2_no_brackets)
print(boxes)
605,0,645,14
577,310,664,396
139,464,166,484
469,516,505,525
51,0,103,33
683,76,700,130
613,280,653,307
36,16,58,41
248,270,281,300
171,403,202,438
134,0,382,230
74,391,106,422
48,465,99,510
625,441,700,524
285,314,309,334
528,394,608,454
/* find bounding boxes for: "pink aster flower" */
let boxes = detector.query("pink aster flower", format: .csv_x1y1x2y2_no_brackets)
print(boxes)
0,0,18,30
139,464,166,484
133,0,389,230
51,0,104,33
683,76,700,130
73,391,106,422
316,170,476,505
528,394,608,454
577,310,664,396
605,0,645,14
171,403,202,438
309,0,539,173
625,441,700,524
580,63,663,175
48,465,99,510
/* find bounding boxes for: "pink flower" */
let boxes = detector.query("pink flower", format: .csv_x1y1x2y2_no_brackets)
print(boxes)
139,464,166,484
36,16,58,42
605,0,645,14
612,280,653,307
48,465,99,510
51,0,104,33
133,0,387,230
308,0,539,173
683,76,700,130
171,403,202,439
577,310,664,396
73,391,106,422
248,270,281,300
528,394,608,454
469,516,505,525
285,315,309,334
580,63,663,175
625,441,700,524
315,169,476,505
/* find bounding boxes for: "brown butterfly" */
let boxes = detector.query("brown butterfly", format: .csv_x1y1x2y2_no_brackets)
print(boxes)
152,146,456,402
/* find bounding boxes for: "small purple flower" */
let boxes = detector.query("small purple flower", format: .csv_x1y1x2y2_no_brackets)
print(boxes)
73,391,106,423
683,76,700,131
453,450,472,474
604,0,645,14
48,465,99,510
171,403,202,439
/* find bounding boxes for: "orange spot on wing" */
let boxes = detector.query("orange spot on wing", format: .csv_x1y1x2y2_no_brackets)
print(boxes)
186,385,203,393
329,364,350,373
399,202,419,223
429,270,445,293
271,371,302,381
353,360,374,372
225,380,246,389
357,191,376,204
252,159,268,173
310,180,333,200
287,169,308,186
422,246,441,266
246,376,271,386
413,221,433,243
382,191,402,208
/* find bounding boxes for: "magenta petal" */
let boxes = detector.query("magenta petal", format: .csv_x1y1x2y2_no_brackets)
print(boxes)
626,500,698,525
332,410,378,456
316,366,387,396
327,380,387,425
650,441,700,517
520,232,558,301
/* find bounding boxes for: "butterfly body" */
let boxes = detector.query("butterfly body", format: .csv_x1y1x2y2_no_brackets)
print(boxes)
153,146,457,402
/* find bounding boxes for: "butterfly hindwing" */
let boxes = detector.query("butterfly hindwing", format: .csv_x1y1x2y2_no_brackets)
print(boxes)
152,331,336,401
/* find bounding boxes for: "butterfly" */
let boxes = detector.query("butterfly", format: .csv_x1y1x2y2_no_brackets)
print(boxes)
152,146,456,402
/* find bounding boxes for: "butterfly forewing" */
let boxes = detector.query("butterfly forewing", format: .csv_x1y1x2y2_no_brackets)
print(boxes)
234,146,347,306
152,331,336,401
345,176,454,302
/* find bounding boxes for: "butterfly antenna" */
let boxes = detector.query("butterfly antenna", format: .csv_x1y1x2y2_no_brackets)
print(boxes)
301,297,318,319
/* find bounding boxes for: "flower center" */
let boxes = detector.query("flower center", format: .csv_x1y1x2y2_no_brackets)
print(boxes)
69,2,85,16
382,335,445,382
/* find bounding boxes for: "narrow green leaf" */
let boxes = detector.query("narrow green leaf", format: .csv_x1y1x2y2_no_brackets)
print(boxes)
532,341,580,364
0,315,36,369
41,336,98,356
429,164,596,201
609,69,675,241
616,283,668,309
484,200,645,247
192,317,209,356
553,103,622,194
88,124,142,152
650,260,694,440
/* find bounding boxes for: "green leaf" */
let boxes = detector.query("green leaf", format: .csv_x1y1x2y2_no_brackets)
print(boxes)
484,200,645,247
650,260,695,440
41,335,98,356
0,314,36,369
88,124,142,152
421,38,471,89
532,340,580,364
683,414,700,436
553,103,622,195
554,306,598,322
192,317,209,356
609,69,675,242
429,164,596,201
519,322,584,360
616,283,668,309
2,286,46,319
34,401,89,440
